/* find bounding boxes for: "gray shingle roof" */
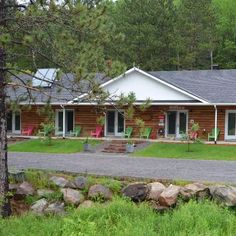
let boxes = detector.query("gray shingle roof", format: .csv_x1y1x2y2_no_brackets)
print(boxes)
7,68,236,104
7,72,110,104
148,69,236,103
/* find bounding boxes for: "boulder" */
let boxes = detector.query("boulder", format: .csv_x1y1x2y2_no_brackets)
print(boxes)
37,189,54,197
78,200,94,209
196,188,211,200
65,181,77,189
44,202,65,215
159,184,180,207
147,182,166,201
9,183,19,192
210,185,236,206
16,181,35,196
122,183,149,202
73,176,88,190
180,183,209,201
61,188,84,205
31,198,48,214
88,184,113,201
50,176,69,188
185,183,208,193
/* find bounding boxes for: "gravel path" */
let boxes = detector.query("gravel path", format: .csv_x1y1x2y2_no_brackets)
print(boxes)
8,152,236,184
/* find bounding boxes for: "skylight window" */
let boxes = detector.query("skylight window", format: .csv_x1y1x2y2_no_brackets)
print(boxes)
32,68,58,87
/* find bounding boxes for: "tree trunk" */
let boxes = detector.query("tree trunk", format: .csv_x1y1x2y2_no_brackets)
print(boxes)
0,0,11,217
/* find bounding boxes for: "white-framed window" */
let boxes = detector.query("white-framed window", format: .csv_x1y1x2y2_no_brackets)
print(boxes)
55,109,75,135
225,110,236,140
7,111,21,134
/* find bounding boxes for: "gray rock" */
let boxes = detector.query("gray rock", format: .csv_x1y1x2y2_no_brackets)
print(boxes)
73,176,88,190
61,188,84,205
185,183,208,193
78,200,94,209
180,183,209,201
37,189,54,197
147,182,166,201
65,181,77,189
50,176,69,188
159,184,180,207
122,183,149,202
31,198,48,214
88,184,113,201
44,202,65,215
210,185,236,206
16,181,35,196
9,183,19,191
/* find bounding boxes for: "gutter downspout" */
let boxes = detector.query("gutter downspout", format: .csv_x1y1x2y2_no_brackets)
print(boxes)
60,105,66,139
214,105,217,144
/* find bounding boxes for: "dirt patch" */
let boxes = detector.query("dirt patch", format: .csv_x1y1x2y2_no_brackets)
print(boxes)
10,199,30,216
8,137,30,145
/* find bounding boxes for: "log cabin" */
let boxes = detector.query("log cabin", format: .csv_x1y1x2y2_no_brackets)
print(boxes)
6,67,236,142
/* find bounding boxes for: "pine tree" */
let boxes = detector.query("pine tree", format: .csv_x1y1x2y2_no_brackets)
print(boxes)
175,0,217,70
106,0,177,71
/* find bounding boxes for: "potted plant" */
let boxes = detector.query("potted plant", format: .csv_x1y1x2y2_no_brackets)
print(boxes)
83,137,91,151
189,122,200,140
126,139,135,153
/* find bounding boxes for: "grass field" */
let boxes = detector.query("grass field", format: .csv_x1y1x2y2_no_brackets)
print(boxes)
134,142,236,161
1,198,236,236
8,139,100,153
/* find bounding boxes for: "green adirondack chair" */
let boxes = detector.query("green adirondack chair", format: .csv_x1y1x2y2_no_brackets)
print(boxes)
70,126,82,137
124,127,133,139
140,127,152,139
208,128,220,141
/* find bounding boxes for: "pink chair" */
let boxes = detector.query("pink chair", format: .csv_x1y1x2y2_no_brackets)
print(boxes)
22,126,34,136
91,126,103,138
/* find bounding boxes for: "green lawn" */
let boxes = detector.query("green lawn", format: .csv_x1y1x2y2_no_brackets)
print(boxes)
8,139,100,153
1,198,236,236
134,142,236,161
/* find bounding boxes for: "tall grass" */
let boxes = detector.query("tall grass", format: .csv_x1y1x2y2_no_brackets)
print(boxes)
1,198,236,236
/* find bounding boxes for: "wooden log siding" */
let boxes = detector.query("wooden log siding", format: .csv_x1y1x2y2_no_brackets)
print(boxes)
19,105,236,140
74,106,99,137
21,106,48,134
125,105,233,140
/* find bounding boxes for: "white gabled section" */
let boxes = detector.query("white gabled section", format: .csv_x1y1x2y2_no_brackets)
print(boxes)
102,67,208,103
70,67,210,104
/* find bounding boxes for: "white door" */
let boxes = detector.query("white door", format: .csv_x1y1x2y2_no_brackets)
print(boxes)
106,111,124,136
56,110,74,135
7,112,21,134
225,110,236,140
166,110,188,138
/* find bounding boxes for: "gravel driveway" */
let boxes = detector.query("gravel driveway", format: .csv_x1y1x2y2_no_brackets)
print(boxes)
8,152,236,184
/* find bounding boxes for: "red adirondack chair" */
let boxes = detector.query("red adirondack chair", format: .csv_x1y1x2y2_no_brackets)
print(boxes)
91,126,103,138
22,126,34,136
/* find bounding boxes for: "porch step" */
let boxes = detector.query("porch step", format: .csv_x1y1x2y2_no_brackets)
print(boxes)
101,140,145,154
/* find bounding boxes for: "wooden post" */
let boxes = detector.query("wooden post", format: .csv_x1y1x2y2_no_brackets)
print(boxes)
214,105,218,144
62,106,66,138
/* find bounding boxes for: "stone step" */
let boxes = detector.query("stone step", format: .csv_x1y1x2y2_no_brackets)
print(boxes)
101,140,146,154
